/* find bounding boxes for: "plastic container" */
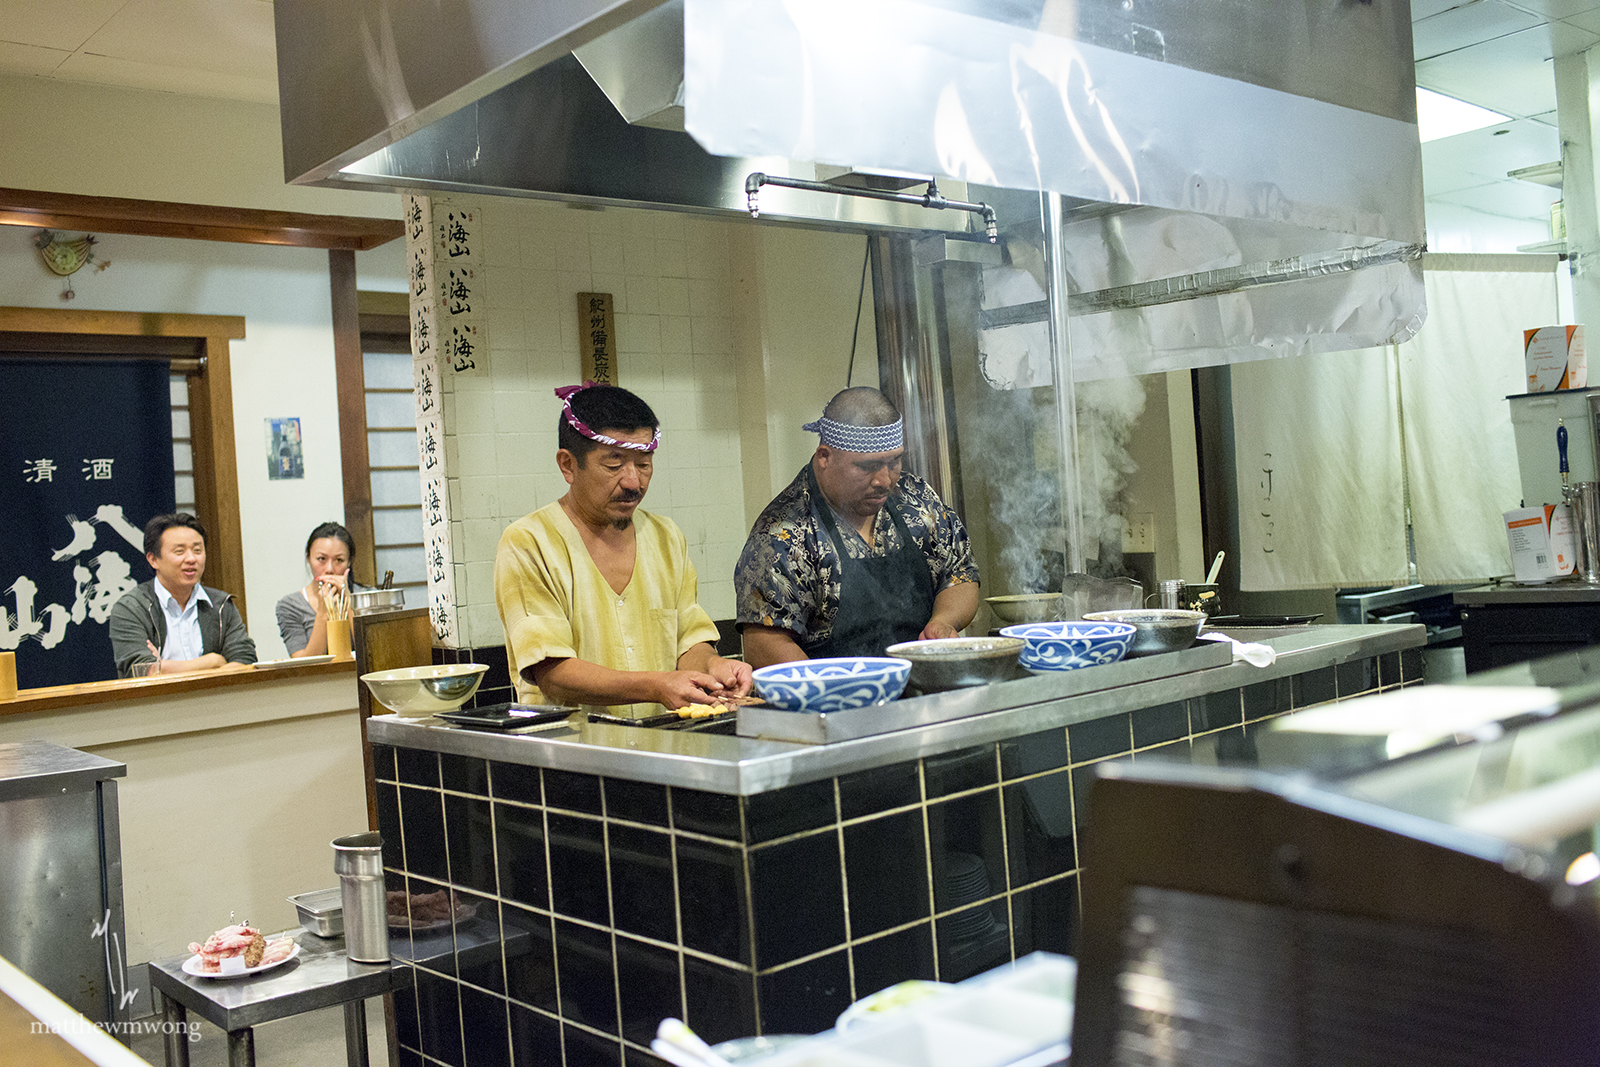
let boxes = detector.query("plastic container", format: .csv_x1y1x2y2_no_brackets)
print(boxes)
332,832,389,962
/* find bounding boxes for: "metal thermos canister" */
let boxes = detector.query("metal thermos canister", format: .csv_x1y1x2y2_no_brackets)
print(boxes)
1159,579,1185,610
333,832,389,962
1579,483,1600,583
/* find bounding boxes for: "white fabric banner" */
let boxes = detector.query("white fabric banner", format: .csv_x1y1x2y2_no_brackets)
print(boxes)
1402,267,1558,582
1232,256,1558,590
1233,346,1408,589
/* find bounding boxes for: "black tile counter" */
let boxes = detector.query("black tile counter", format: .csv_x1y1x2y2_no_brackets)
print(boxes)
368,624,1424,1067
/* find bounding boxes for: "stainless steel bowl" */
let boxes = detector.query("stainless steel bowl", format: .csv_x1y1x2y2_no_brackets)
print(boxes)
1082,609,1207,657
351,588,405,615
288,887,344,937
360,663,489,716
885,637,1027,692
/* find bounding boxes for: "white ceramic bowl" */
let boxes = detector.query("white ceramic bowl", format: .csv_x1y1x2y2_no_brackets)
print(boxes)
752,657,912,713
985,593,1063,624
998,621,1136,672
360,663,489,716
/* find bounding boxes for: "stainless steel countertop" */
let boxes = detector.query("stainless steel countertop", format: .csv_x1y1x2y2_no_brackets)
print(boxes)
1455,581,1600,605
369,625,1425,796
0,740,126,802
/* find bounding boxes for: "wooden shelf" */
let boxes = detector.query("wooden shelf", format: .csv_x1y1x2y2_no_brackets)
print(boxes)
0,187,402,250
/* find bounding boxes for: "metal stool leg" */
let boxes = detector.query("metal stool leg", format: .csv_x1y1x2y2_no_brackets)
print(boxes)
344,999,371,1067
226,1027,255,1067
159,993,191,1067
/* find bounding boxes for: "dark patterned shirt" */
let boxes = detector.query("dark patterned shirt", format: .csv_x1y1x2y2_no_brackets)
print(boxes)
735,465,979,645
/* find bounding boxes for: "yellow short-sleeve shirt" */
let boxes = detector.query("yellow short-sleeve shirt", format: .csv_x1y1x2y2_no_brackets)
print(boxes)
494,502,721,715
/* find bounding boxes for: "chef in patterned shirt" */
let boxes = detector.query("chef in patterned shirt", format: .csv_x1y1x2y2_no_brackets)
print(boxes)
735,387,980,667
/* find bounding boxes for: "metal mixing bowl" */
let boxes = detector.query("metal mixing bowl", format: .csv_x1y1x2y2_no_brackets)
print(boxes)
885,637,1027,692
360,663,489,716
1082,609,1207,657
351,588,405,614
985,593,1063,624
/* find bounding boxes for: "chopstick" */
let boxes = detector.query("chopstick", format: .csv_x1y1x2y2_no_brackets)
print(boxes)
321,582,349,622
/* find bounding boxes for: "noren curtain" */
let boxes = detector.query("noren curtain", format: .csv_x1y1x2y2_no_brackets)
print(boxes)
1232,255,1559,590
0,358,176,687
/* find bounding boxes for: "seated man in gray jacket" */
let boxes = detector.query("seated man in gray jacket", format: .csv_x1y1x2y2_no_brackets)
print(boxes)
109,513,257,678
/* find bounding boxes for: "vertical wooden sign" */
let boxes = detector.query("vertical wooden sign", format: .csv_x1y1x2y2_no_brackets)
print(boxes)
577,292,617,384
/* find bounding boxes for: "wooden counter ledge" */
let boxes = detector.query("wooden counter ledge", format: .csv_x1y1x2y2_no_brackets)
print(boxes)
0,656,358,716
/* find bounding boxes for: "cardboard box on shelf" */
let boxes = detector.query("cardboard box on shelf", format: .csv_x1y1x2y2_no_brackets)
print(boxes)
1504,503,1578,582
1525,325,1586,392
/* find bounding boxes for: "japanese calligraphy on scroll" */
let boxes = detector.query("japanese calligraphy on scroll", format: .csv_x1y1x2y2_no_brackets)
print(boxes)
404,191,460,646
577,293,618,385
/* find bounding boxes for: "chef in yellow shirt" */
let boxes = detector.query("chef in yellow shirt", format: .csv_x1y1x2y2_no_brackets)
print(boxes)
494,381,752,715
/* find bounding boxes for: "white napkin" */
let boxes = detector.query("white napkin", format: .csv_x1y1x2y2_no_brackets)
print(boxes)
1198,631,1277,667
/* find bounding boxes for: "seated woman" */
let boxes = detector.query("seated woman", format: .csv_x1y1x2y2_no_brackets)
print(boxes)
275,522,364,657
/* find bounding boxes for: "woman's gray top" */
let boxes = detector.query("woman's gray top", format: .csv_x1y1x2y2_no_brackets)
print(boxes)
275,583,367,654
274,590,319,654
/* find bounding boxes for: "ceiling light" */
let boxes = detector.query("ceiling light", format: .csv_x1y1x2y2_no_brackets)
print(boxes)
1416,87,1511,143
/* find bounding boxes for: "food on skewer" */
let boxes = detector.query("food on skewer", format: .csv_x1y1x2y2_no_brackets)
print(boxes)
680,693,764,717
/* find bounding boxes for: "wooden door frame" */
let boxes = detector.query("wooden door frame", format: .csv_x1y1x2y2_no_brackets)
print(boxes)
0,306,248,613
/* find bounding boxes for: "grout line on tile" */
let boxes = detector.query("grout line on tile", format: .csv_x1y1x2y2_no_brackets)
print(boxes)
832,777,855,1003
917,758,940,984
666,786,690,1025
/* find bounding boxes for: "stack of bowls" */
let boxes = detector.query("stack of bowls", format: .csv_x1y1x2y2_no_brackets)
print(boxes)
998,621,1137,672
752,657,912,712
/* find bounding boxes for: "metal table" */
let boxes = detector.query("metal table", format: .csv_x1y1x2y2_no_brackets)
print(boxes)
0,741,128,1029
148,929,409,1067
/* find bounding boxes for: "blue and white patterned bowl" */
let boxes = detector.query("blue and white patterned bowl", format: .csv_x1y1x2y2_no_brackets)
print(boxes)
752,657,913,713
998,621,1137,672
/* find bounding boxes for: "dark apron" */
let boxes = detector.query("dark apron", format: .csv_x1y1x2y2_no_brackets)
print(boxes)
803,465,936,659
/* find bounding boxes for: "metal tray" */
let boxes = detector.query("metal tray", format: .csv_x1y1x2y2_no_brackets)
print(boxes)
1208,614,1322,626
738,639,1232,745
436,704,578,730
288,887,344,938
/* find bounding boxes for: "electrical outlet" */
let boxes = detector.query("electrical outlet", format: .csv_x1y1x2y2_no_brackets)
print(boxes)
1123,512,1155,553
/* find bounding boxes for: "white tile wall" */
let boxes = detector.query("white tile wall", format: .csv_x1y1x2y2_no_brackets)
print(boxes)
430,194,748,644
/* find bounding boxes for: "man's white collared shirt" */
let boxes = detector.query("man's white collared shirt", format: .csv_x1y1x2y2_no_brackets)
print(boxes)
154,580,210,662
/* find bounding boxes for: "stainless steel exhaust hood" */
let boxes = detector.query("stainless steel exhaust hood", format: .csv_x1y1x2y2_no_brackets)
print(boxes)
275,0,1427,370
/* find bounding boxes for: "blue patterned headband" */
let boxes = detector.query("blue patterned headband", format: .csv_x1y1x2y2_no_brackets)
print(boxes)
801,415,904,453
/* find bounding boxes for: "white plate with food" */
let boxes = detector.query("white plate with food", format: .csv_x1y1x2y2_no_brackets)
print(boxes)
182,942,299,978
254,655,334,670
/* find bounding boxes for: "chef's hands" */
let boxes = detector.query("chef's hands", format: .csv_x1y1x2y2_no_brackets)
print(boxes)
532,644,752,709
654,658,752,709
654,671,729,709
921,582,981,642
708,655,753,695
